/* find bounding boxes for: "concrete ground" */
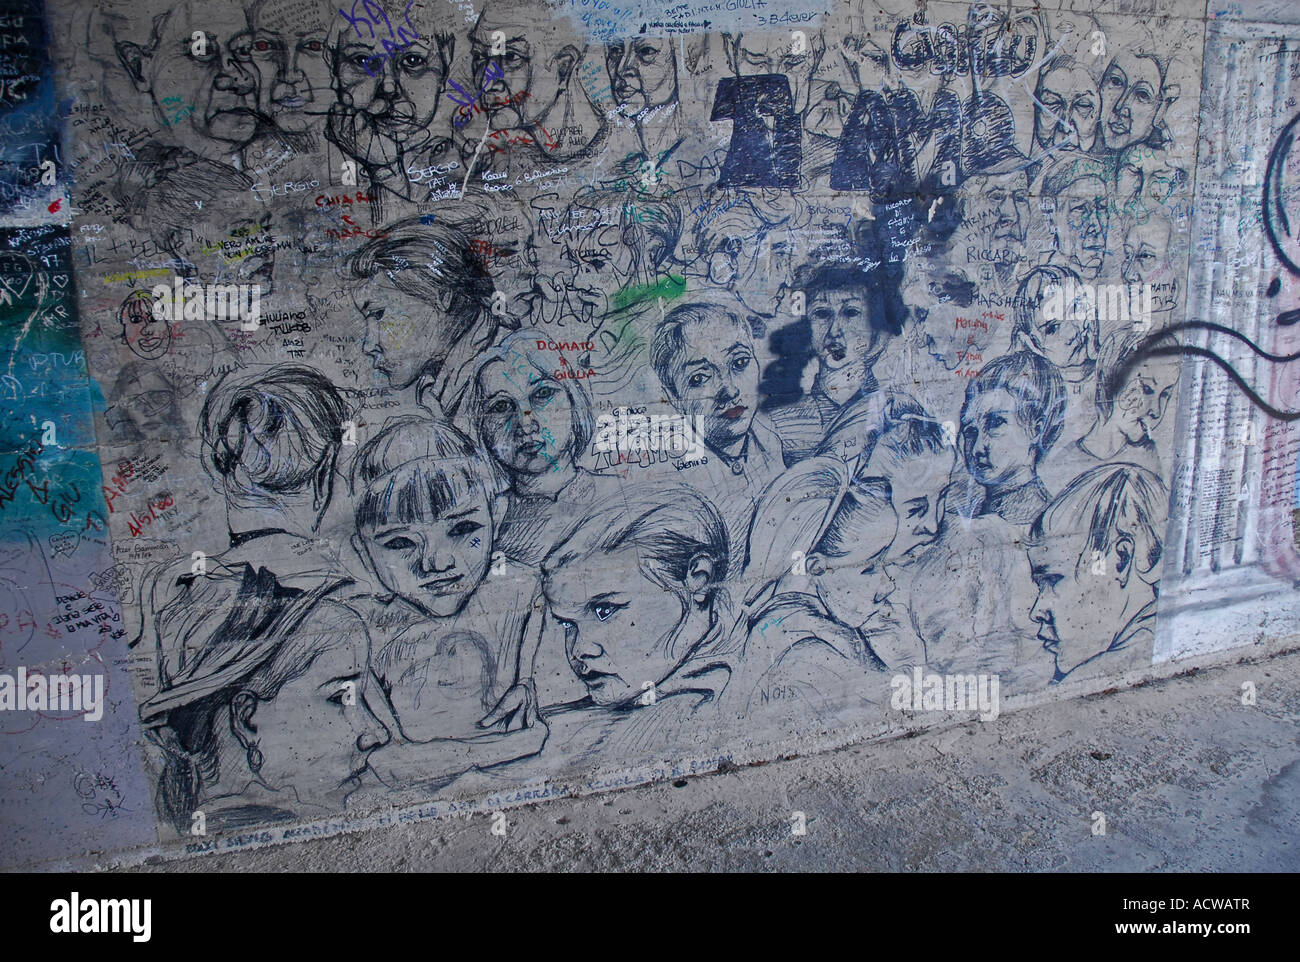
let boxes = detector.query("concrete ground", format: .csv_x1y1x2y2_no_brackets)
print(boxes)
122,649,1300,872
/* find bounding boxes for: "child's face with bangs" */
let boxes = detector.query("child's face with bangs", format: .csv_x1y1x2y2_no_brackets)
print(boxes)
356,468,494,617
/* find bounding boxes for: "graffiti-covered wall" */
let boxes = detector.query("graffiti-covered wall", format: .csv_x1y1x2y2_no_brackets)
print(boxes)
1,0,1298,866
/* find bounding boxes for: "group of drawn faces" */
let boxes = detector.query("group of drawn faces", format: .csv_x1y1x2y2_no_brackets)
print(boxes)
1031,47,1174,158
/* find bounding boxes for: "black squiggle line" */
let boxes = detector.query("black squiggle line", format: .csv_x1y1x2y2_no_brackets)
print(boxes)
1125,343,1300,421
1154,319,1300,362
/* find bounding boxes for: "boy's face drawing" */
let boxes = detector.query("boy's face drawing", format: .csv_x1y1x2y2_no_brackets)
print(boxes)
357,486,493,617
546,544,706,708
1028,537,1144,677
961,388,1036,489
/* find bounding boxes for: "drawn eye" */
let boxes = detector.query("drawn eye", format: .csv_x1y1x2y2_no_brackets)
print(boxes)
488,399,513,415
254,40,272,52
907,500,928,519
327,685,353,706
302,40,324,52
382,537,417,550
400,53,428,71
448,520,483,538
687,372,708,388
730,356,751,373
503,52,524,68
533,385,557,403
592,601,623,622
1042,322,1060,337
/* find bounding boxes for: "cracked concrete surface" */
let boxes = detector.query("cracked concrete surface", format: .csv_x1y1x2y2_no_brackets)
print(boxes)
119,649,1300,872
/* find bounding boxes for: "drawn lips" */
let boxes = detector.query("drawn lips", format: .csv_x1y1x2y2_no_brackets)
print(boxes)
721,405,746,420
421,574,463,593
1037,622,1060,649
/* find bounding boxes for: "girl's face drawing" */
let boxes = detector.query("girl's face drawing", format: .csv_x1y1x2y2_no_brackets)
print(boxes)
357,486,493,617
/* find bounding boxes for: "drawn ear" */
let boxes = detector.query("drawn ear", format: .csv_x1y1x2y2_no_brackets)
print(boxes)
685,551,716,603
230,691,259,748
115,41,151,92
311,456,335,523
551,44,583,85
804,552,828,577
1112,532,1136,589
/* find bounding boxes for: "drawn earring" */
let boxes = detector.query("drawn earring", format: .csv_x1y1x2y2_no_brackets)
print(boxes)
247,743,263,773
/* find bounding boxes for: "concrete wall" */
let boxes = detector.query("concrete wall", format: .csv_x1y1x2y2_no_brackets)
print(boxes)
1,0,1297,868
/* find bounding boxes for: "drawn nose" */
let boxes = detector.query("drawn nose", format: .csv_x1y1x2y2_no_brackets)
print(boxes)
357,715,390,752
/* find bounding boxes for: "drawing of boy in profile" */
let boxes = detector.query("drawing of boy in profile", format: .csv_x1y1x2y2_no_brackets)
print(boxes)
346,415,548,791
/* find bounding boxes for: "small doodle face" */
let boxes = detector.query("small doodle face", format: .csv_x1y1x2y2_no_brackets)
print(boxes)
546,544,695,707
246,641,390,807
606,37,676,111
667,312,759,454
476,359,575,476
1035,63,1099,154
1099,52,1163,153
961,387,1036,489
1114,360,1177,446
357,490,493,617
118,292,172,360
